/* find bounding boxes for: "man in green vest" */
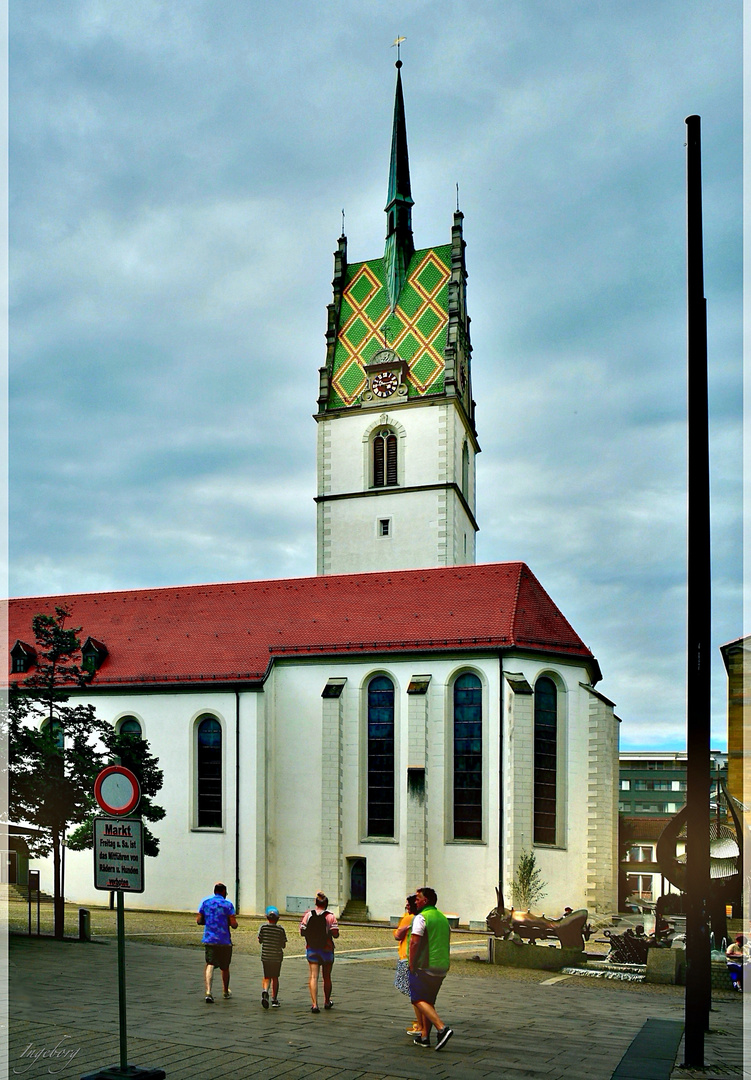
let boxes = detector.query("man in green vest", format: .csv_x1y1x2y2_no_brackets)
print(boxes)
408,887,453,1051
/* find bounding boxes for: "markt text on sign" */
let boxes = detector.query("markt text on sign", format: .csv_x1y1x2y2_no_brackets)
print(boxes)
94,817,144,892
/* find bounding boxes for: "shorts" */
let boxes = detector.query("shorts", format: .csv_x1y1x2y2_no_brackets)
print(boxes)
306,948,334,966
409,969,444,1005
394,958,410,996
262,959,282,979
204,944,232,970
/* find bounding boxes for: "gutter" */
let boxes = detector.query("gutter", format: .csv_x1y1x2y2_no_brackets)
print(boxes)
235,690,240,914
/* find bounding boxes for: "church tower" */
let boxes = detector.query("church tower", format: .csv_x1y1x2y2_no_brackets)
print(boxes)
315,58,479,576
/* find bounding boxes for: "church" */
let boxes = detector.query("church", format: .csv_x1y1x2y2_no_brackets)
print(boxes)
9,60,619,925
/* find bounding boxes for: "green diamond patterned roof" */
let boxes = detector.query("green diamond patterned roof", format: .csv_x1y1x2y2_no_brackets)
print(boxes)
329,245,451,409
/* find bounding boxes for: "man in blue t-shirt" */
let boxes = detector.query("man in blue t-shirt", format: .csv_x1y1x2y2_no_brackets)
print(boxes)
197,882,238,1003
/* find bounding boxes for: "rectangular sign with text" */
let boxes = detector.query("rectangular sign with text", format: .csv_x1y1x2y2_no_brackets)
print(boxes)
93,817,144,892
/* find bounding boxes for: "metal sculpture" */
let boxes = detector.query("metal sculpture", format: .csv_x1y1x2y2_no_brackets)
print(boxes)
486,887,590,950
603,923,674,965
656,777,744,945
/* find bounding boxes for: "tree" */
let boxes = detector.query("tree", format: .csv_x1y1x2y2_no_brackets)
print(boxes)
511,849,547,911
6,606,164,938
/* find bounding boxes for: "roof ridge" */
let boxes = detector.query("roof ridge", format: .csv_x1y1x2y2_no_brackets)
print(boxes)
8,560,525,604
509,562,525,641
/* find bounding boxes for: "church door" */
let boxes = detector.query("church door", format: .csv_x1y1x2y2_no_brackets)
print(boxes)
350,858,366,902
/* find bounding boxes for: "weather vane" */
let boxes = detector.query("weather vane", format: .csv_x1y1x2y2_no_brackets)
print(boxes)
341,208,345,236
392,36,406,64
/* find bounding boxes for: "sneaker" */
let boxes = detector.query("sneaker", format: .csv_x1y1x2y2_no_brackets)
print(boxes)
407,1025,422,1035
223,989,232,999
205,994,214,1004
324,1001,333,1010
262,991,269,1009
271,999,280,1008
413,1035,430,1047
311,1005,320,1013
435,1027,453,1051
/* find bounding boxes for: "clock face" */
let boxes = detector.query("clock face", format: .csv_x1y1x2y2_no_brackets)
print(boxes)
372,371,399,398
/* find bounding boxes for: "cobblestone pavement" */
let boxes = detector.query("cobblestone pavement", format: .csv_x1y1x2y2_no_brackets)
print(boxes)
7,934,747,1079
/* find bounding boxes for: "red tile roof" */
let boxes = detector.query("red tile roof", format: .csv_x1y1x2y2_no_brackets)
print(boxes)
7,562,598,688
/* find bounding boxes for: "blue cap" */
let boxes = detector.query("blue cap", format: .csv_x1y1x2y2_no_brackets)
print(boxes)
266,905,279,916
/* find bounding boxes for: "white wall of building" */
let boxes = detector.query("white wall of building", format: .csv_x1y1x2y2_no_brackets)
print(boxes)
28,648,617,924
317,401,477,574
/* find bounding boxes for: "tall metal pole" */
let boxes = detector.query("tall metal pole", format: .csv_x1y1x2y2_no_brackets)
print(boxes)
683,113,712,1068
117,890,128,1071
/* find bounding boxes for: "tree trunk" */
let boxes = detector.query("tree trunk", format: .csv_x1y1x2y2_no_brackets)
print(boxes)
52,829,64,940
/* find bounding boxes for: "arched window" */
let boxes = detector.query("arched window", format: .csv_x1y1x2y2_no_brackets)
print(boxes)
41,717,63,751
197,716,222,828
118,716,142,737
373,429,398,487
453,673,482,839
534,677,557,844
462,441,469,497
367,676,394,837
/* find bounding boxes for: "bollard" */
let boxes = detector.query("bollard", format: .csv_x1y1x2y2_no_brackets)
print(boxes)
79,908,91,942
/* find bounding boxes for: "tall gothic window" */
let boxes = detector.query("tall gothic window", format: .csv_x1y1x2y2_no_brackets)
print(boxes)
373,429,398,487
462,441,469,497
197,716,222,828
453,672,482,839
533,677,557,844
367,676,395,836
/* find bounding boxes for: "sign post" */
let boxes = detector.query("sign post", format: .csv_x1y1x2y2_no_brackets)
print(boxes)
81,767,165,1080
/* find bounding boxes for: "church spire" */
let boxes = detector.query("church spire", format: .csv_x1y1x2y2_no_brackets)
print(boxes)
384,57,415,312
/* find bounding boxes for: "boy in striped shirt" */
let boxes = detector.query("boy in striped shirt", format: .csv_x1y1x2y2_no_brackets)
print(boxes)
258,905,287,1008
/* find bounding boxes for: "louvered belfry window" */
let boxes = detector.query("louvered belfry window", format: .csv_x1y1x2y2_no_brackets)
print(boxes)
533,677,557,844
373,430,397,487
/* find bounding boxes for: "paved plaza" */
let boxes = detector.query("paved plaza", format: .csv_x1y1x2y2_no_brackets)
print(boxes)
7,933,747,1079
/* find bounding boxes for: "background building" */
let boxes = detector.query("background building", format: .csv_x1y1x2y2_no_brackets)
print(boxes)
618,750,727,907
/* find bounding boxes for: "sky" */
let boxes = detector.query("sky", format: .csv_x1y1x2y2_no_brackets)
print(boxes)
9,1,742,752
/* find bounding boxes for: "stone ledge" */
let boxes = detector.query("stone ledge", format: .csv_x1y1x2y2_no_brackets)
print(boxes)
489,938,584,970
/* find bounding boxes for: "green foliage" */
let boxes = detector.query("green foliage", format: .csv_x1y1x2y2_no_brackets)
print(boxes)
8,687,108,857
67,730,165,857
511,849,547,911
6,606,165,935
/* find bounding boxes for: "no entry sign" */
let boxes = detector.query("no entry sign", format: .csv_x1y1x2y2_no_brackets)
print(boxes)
94,765,140,816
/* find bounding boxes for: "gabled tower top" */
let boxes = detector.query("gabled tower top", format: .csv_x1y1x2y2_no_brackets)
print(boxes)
384,56,415,312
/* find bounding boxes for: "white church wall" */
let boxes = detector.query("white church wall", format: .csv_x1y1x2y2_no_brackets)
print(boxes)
30,689,240,912
424,659,501,922
265,664,326,910
500,658,609,916
25,647,613,923
323,488,442,574
237,688,265,916
317,401,477,573
322,405,443,496
264,655,507,924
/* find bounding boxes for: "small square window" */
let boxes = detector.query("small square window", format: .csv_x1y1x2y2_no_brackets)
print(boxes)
378,518,390,537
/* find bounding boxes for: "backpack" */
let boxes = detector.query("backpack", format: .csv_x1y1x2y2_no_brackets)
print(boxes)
304,908,330,949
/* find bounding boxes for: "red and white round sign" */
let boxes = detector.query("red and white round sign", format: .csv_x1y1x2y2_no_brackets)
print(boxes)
94,765,141,816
